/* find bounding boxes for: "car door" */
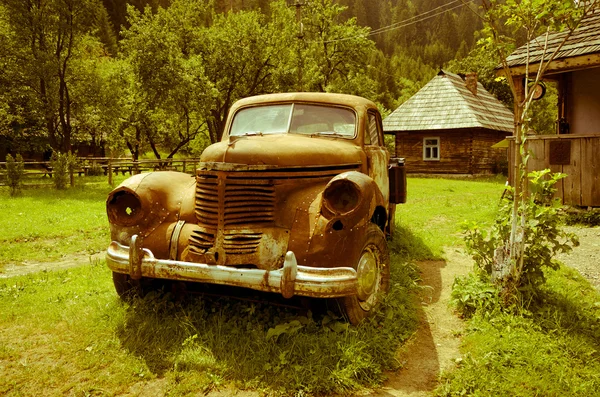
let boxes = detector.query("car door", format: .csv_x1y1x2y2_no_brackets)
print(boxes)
363,110,389,202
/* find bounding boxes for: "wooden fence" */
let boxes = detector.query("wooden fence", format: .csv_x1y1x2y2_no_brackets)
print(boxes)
0,157,201,187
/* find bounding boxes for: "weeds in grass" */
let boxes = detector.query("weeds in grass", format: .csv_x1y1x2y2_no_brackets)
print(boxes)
0,249,419,396
565,208,600,227
437,265,600,397
112,252,420,395
450,272,499,319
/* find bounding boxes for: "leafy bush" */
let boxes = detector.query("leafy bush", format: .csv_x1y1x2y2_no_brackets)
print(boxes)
87,161,104,176
451,272,499,318
565,208,600,227
50,151,78,190
462,169,579,307
5,153,25,196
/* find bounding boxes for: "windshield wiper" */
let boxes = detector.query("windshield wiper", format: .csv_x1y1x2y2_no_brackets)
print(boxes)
310,131,347,138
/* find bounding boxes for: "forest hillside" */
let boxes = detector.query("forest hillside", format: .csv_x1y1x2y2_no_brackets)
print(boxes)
0,0,525,159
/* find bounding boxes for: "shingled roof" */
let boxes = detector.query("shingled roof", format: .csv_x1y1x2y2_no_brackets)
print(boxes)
383,70,514,134
504,7,600,70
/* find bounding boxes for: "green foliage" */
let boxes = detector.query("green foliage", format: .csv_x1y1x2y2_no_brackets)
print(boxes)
87,161,104,176
450,272,499,319
463,169,579,305
565,209,600,227
5,153,24,196
437,265,600,397
50,152,79,190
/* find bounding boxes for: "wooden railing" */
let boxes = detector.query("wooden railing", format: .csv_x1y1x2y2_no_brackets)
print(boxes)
0,157,201,187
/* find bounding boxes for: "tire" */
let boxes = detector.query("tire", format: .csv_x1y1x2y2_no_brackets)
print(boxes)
340,223,391,325
112,272,141,299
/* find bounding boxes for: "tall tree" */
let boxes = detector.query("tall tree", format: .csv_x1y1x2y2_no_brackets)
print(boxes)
301,0,376,96
119,0,215,158
2,0,105,153
478,0,597,297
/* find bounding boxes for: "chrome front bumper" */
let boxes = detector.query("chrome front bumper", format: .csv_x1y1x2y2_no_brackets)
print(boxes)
106,235,359,299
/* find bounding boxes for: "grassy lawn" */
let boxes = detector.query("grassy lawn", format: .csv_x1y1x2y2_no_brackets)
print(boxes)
0,176,128,270
396,176,506,258
436,264,600,396
2,175,597,396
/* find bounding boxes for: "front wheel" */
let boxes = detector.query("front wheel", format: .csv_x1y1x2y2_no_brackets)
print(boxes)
112,272,141,299
339,223,390,324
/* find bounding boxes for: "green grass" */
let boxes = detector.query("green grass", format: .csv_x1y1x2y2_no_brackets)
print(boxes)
3,176,476,396
436,265,600,396
396,176,506,259
0,250,420,396
0,176,128,270
11,175,596,396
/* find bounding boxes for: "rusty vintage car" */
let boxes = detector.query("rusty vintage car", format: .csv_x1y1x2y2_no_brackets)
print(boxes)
105,92,406,324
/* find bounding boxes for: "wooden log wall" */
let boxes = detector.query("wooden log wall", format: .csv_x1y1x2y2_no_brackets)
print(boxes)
395,128,507,174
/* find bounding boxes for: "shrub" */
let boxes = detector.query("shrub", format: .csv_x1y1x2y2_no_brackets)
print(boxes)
462,169,579,307
6,154,25,196
565,208,600,227
50,152,78,190
87,161,104,176
451,272,499,318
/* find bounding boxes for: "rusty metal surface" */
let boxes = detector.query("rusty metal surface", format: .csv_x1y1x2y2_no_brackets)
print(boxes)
107,236,359,298
106,93,407,304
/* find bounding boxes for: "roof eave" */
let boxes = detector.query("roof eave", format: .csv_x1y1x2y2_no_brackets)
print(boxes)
497,52,600,78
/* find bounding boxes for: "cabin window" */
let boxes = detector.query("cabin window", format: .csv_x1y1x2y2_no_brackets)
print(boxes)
423,137,440,161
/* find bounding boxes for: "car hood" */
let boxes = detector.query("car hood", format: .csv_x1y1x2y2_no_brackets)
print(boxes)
200,134,363,167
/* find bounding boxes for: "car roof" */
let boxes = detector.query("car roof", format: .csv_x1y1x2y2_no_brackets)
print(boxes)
230,92,378,112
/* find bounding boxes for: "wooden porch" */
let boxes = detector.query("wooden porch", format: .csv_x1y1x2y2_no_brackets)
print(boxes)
509,134,600,207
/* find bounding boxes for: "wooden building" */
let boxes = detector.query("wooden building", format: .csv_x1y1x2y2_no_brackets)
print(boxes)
383,70,514,175
500,7,600,207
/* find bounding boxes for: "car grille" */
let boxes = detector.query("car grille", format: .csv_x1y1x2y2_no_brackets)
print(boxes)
194,174,275,227
190,164,360,256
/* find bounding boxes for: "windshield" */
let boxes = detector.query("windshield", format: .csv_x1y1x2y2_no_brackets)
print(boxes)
229,103,356,138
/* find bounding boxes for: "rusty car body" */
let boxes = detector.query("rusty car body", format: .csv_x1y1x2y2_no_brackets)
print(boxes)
106,92,406,323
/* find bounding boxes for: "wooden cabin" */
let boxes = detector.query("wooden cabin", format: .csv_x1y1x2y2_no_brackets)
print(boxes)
500,8,600,207
383,70,513,175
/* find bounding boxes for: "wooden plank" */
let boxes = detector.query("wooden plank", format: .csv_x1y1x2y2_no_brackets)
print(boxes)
562,138,582,206
590,138,600,207
581,137,595,206
526,139,546,173
544,140,564,202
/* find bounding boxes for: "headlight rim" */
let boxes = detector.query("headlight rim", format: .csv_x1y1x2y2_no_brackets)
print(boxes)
322,178,362,216
106,188,145,227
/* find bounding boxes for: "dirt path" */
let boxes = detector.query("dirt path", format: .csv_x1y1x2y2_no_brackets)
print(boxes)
364,248,472,397
557,226,600,291
0,252,104,278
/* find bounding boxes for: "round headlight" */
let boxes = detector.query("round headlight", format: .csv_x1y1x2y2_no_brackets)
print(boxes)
107,188,144,226
323,179,360,215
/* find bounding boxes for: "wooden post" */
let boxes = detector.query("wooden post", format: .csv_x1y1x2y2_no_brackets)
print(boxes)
182,160,186,174
108,157,113,186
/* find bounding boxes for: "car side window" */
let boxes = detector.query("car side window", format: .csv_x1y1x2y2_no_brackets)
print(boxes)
366,111,381,146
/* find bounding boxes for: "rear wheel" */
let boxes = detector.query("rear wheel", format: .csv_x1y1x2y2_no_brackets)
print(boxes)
340,223,390,324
